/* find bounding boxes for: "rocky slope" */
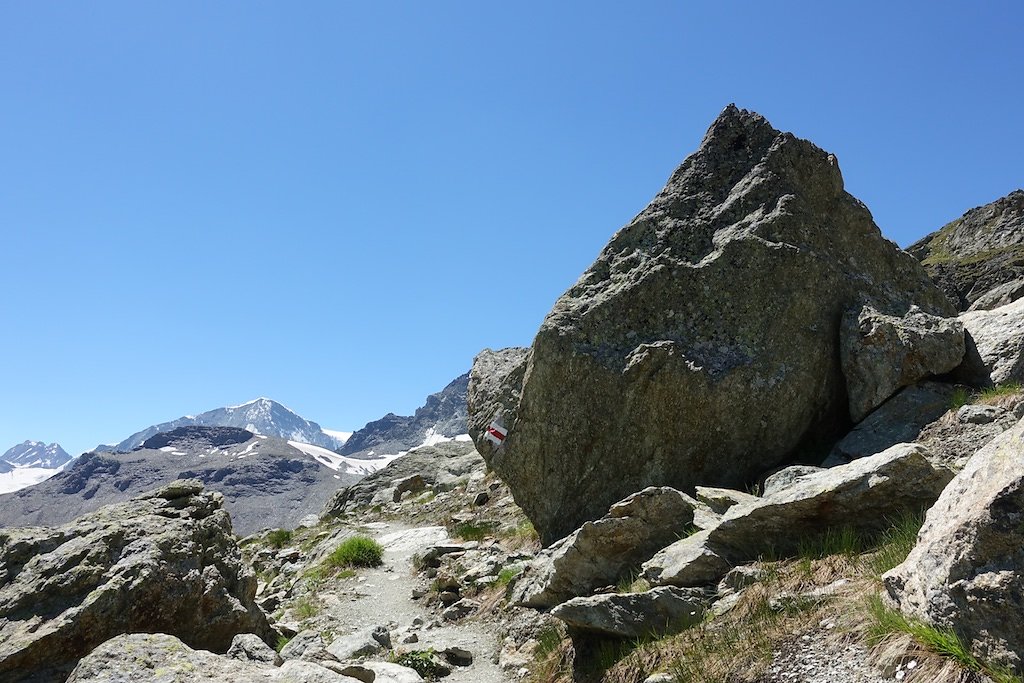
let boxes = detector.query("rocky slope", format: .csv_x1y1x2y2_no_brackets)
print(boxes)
340,373,469,458
96,397,344,452
0,426,391,535
469,105,960,544
908,189,1024,311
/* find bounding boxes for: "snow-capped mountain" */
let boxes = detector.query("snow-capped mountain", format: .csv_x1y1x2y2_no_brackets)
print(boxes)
2,441,73,469
95,398,347,453
0,425,397,535
340,373,469,458
0,441,73,494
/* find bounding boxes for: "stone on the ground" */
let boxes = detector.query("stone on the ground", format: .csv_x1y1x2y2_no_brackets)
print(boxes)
361,661,425,683
0,479,274,683
468,105,956,544
228,632,282,666
443,646,474,666
281,630,336,663
551,586,708,639
693,486,758,514
954,297,1024,386
884,415,1024,675
511,486,698,608
66,633,361,682
969,278,1024,311
326,626,391,660
760,466,825,497
644,444,952,587
442,598,479,621
827,382,954,464
840,304,964,422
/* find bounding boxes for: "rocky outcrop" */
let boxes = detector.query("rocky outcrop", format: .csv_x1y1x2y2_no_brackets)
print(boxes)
0,480,273,682
339,373,470,458
908,189,1024,311
840,305,963,421
643,445,952,587
884,416,1024,674
469,105,958,544
511,487,698,608
321,441,482,516
915,398,1024,470
551,586,708,639
67,633,360,682
954,297,1024,386
466,347,530,448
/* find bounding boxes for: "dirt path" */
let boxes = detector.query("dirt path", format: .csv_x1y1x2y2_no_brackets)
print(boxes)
320,521,513,683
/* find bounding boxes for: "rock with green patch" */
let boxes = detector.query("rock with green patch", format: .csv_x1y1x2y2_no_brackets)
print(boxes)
883,415,1024,675
0,480,274,682
469,105,956,544
908,189,1024,311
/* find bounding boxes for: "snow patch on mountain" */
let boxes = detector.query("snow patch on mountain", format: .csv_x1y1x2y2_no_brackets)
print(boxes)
286,441,402,477
0,467,61,494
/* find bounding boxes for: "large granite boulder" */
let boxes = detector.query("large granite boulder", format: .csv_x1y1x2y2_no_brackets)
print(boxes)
511,486,698,608
883,416,1024,675
67,633,360,682
908,189,1024,311
469,105,958,544
551,586,708,639
0,480,274,683
643,444,952,587
954,297,1024,386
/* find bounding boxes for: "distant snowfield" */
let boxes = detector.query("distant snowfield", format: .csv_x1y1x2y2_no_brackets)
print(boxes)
0,467,59,494
322,429,353,445
287,441,403,476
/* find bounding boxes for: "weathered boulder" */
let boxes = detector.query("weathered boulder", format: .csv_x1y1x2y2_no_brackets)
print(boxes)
227,632,282,666
839,304,963,421
0,479,273,683
468,105,957,544
826,382,954,464
511,487,698,608
67,633,361,682
915,399,1024,470
954,297,1024,386
969,278,1024,311
551,586,708,639
643,444,952,587
883,415,1024,674
760,465,824,497
908,189,1024,311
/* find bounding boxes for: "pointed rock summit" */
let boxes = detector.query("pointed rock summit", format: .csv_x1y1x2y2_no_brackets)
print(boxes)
469,105,961,544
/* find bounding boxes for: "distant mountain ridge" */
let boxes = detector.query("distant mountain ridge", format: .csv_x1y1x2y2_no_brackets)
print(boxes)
95,398,346,453
340,373,469,458
1,441,72,469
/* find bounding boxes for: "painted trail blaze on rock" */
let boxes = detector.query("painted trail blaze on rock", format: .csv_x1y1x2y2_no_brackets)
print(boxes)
469,105,960,545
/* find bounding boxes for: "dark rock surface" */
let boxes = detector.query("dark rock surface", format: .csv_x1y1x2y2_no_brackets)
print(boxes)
908,189,1024,311
339,373,469,458
469,105,957,544
0,427,363,535
0,480,274,682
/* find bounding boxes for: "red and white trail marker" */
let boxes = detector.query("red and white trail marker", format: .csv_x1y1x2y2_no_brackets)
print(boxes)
484,421,508,447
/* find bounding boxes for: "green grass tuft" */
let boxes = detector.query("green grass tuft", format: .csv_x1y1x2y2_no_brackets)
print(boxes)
949,386,973,411
392,648,447,679
275,635,292,653
452,520,498,542
266,528,292,549
866,511,924,576
326,534,384,568
979,381,1022,402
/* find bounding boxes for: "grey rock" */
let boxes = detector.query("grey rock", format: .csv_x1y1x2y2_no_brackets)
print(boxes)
442,598,480,621
827,382,954,464
326,626,389,660
228,632,283,666
0,480,273,683
955,297,1024,385
466,347,531,454
392,474,427,502
361,661,425,683
884,415,1024,675
443,646,473,666
66,633,362,683
322,441,482,517
340,373,469,458
280,629,334,662
468,105,955,544
840,305,964,422
551,586,707,639
0,427,363,535
760,466,824,497
718,565,766,595
511,487,698,608
643,444,952,587
956,404,1006,424
908,189,1024,311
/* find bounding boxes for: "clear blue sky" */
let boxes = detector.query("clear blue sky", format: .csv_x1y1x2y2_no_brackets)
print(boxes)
2,2,1022,457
